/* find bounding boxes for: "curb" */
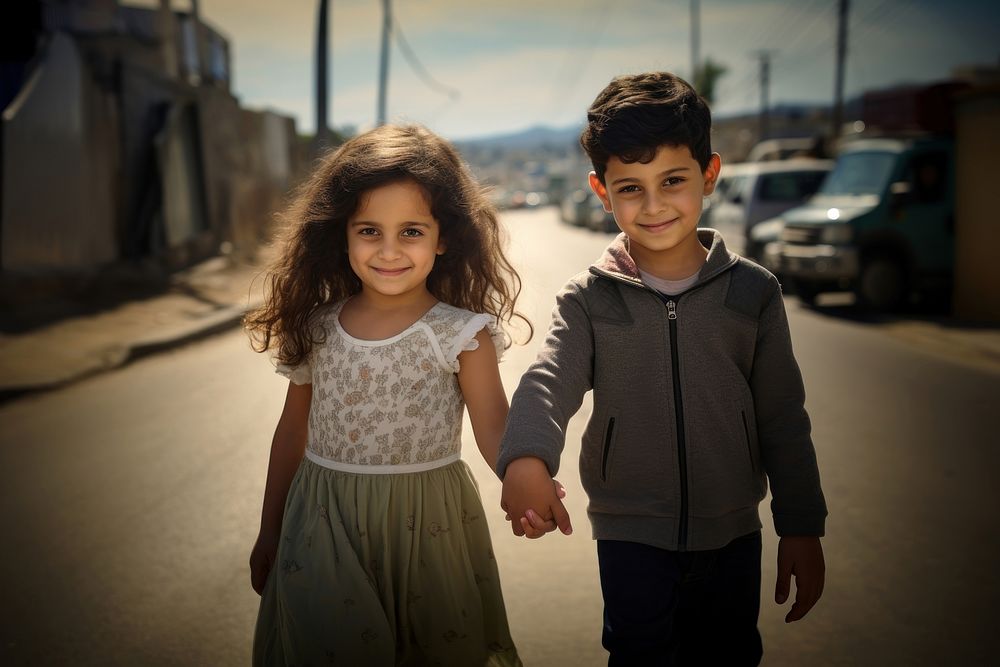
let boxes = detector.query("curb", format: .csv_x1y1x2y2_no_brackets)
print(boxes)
0,301,259,403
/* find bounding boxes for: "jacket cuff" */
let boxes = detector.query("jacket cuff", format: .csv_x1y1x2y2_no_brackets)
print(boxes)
773,512,827,537
495,446,559,480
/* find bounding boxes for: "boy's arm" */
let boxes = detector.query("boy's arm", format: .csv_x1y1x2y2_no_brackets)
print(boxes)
751,281,827,619
497,281,595,536
751,283,827,537
496,282,595,477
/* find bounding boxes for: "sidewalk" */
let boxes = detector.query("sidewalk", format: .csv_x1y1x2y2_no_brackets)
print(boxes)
2,250,999,401
0,247,274,400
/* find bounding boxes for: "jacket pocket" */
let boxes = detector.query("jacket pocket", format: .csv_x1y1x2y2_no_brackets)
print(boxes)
741,410,756,473
601,416,617,482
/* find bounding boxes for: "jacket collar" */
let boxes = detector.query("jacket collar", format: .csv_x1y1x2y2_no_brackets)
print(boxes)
590,228,739,287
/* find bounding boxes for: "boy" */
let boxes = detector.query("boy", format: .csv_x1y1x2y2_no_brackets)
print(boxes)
496,72,827,665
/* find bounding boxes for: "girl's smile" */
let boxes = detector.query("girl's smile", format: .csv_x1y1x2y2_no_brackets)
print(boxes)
346,179,445,304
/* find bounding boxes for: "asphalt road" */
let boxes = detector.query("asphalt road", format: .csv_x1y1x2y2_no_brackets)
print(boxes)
1,207,998,666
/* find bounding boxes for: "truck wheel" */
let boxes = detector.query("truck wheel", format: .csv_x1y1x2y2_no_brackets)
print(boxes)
858,257,907,311
793,280,820,306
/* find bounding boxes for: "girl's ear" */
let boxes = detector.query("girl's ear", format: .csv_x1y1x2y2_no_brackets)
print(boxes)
436,240,446,255
588,172,612,212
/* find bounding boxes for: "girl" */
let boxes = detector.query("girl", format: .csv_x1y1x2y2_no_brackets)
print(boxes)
245,124,532,666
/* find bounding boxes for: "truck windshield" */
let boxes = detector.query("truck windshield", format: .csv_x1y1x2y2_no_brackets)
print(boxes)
819,151,897,196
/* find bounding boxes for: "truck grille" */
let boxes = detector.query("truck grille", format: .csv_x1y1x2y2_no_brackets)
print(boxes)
782,225,823,245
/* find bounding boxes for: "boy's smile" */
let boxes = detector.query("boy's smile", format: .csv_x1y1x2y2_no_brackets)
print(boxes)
590,145,720,278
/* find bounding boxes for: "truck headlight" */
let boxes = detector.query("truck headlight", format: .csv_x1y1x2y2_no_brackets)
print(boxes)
821,224,852,244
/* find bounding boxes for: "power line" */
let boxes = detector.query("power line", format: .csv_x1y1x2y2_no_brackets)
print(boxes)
393,16,460,101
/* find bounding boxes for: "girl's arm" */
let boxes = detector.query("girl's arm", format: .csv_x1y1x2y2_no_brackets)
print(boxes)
457,328,508,474
249,381,311,594
458,328,570,538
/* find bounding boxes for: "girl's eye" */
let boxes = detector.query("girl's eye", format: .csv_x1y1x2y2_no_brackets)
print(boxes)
358,227,379,236
401,228,424,238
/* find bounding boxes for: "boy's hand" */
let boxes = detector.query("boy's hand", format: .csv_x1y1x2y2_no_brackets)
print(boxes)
500,457,573,538
505,478,568,537
775,536,825,622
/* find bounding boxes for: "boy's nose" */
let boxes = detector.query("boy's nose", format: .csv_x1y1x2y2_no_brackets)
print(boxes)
642,192,667,216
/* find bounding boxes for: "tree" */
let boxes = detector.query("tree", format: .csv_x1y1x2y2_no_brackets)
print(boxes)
694,58,728,105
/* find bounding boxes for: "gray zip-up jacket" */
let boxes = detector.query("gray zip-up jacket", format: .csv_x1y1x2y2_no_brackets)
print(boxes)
497,229,827,551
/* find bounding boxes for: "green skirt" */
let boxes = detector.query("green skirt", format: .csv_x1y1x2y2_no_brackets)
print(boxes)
253,457,521,666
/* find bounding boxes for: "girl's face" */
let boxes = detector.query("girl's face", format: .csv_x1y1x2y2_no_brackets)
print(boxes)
346,179,445,302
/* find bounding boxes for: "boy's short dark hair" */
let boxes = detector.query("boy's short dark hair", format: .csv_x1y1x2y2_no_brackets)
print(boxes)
581,72,712,183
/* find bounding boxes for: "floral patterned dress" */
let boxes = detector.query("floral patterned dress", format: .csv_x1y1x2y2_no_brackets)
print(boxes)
253,300,521,666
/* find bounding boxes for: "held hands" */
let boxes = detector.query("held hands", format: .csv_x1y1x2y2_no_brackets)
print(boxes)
775,536,825,622
500,457,573,539
249,531,280,595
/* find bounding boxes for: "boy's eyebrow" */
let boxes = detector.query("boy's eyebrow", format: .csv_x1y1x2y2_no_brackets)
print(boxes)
610,166,691,186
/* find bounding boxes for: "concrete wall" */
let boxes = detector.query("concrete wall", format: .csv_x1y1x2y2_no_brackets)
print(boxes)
953,86,1000,322
1,32,118,272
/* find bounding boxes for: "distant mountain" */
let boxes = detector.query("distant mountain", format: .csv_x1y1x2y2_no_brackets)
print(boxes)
454,124,582,149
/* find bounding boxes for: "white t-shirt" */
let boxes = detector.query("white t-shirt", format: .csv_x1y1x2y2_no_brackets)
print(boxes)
639,268,701,296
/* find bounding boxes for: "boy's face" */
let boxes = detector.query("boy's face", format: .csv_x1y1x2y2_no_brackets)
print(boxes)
590,145,720,272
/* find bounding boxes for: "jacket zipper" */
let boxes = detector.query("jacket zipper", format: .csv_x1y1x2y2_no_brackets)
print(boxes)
665,298,689,551
601,417,616,481
588,266,734,551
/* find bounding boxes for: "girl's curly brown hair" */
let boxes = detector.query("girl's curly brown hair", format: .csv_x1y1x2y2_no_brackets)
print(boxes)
246,124,531,367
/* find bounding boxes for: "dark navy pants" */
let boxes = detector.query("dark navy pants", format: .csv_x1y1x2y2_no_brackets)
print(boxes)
597,531,763,666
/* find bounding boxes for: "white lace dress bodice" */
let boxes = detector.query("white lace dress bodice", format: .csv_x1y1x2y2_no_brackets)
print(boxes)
276,300,504,473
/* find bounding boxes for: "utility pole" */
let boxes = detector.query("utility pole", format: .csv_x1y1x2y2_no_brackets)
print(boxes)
691,0,700,85
314,0,331,151
754,50,774,142
376,0,391,126
189,0,208,84
831,0,850,140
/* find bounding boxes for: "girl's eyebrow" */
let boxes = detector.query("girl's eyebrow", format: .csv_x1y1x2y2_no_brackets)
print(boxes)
348,219,434,227
610,166,690,186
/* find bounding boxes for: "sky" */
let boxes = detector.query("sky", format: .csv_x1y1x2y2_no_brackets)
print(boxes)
190,0,999,141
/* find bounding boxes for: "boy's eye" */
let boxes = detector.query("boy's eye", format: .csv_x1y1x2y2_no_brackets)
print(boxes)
664,177,685,187
617,184,640,194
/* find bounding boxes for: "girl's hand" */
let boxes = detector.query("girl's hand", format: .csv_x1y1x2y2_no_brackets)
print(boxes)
249,531,280,595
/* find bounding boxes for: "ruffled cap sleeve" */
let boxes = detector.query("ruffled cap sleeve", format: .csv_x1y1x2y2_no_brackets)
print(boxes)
274,357,312,385
448,314,505,373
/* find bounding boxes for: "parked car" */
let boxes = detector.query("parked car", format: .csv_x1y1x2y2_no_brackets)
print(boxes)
779,136,954,309
747,215,786,274
704,159,832,256
777,81,967,311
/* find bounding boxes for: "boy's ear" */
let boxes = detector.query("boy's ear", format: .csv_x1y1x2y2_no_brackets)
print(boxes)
702,153,722,196
588,172,613,212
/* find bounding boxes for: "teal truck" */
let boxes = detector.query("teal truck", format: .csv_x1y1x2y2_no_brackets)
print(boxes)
777,82,964,310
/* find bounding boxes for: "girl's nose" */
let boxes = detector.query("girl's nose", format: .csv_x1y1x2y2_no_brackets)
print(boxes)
378,237,402,259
